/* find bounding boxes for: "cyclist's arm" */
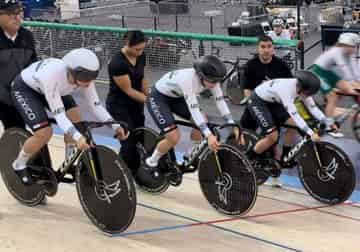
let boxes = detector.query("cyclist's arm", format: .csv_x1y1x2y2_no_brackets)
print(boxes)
211,85,234,123
184,93,212,137
44,84,83,141
337,55,357,81
303,97,326,121
281,95,314,136
82,83,122,131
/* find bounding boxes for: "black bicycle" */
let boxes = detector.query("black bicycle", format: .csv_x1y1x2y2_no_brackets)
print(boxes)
228,124,356,205
222,57,248,106
128,121,257,216
0,121,136,234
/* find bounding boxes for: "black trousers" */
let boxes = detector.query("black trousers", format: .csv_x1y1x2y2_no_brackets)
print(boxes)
0,101,25,130
107,103,145,175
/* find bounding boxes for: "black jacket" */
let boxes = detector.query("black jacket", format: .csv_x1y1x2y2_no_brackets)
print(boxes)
0,27,37,105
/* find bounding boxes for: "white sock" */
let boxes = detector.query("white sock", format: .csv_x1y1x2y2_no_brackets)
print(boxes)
146,149,164,167
65,143,77,159
13,149,32,171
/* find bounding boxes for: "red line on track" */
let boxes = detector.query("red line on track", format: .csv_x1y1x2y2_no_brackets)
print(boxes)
182,176,360,222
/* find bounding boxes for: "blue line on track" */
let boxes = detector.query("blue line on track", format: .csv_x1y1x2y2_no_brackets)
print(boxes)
113,203,302,252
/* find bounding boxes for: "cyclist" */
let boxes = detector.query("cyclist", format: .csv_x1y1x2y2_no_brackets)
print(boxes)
10,48,128,185
240,71,336,169
143,55,238,176
310,32,360,118
242,35,293,186
268,18,292,60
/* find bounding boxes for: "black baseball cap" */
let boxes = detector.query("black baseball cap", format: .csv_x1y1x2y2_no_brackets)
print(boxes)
0,0,22,12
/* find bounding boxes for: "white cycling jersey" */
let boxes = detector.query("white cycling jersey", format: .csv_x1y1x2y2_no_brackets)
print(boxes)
20,58,117,141
268,30,292,58
314,46,357,81
255,78,326,136
155,68,234,137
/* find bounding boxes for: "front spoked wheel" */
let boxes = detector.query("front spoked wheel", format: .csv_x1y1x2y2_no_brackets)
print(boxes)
0,128,52,206
76,145,137,234
130,127,170,195
297,141,356,204
352,109,360,142
198,144,257,216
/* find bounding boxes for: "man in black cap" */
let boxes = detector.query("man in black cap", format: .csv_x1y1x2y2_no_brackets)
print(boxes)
0,0,37,130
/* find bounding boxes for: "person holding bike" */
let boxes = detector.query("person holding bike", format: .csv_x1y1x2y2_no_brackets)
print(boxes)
310,32,360,118
106,30,149,175
10,48,128,185
240,71,336,174
143,55,238,176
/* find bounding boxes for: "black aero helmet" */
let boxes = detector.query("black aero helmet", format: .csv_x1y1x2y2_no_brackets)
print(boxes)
194,55,226,83
295,70,320,96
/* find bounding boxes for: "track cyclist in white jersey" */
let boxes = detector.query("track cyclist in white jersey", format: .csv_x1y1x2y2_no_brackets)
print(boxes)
10,48,128,185
142,55,239,178
240,71,337,165
310,32,360,118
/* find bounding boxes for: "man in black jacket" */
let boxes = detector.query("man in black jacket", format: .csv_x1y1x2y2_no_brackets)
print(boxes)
242,35,292,102
0,0,37,130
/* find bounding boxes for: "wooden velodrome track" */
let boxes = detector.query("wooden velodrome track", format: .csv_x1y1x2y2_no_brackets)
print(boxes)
0,129,359,252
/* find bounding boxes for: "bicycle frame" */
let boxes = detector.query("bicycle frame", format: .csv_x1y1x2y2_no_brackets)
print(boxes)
278,124,325,170
166,120,239,174
55,125,103,184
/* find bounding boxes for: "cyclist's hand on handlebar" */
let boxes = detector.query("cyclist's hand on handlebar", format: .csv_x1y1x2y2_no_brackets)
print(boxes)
207,134,220,152
311,133,321,142
76,136,91,150
115,127,129,140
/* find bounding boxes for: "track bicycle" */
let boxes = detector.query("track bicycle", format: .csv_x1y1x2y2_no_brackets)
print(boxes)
227,124,356,205
0,121,137,234
127,121,257,216
222,57,248,105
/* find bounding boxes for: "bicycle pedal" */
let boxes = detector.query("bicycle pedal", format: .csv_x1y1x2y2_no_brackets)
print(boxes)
168,175,182,186
165,171,183,186
36,179,58,197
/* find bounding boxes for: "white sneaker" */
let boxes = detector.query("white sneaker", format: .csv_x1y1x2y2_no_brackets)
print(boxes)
328,131,344,138
269,177,282,188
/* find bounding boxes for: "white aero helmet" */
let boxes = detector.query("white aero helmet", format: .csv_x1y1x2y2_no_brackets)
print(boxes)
272,18,284,27
62,48,100,82
337,32,360,47
286,17,295,24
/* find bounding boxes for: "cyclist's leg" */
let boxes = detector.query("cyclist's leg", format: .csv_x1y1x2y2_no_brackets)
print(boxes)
146,89,180,167
62,95,80,158
245,95,279,156
270,102,298,162
324,91,338,117
171,97,202,142
11,80,53,185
